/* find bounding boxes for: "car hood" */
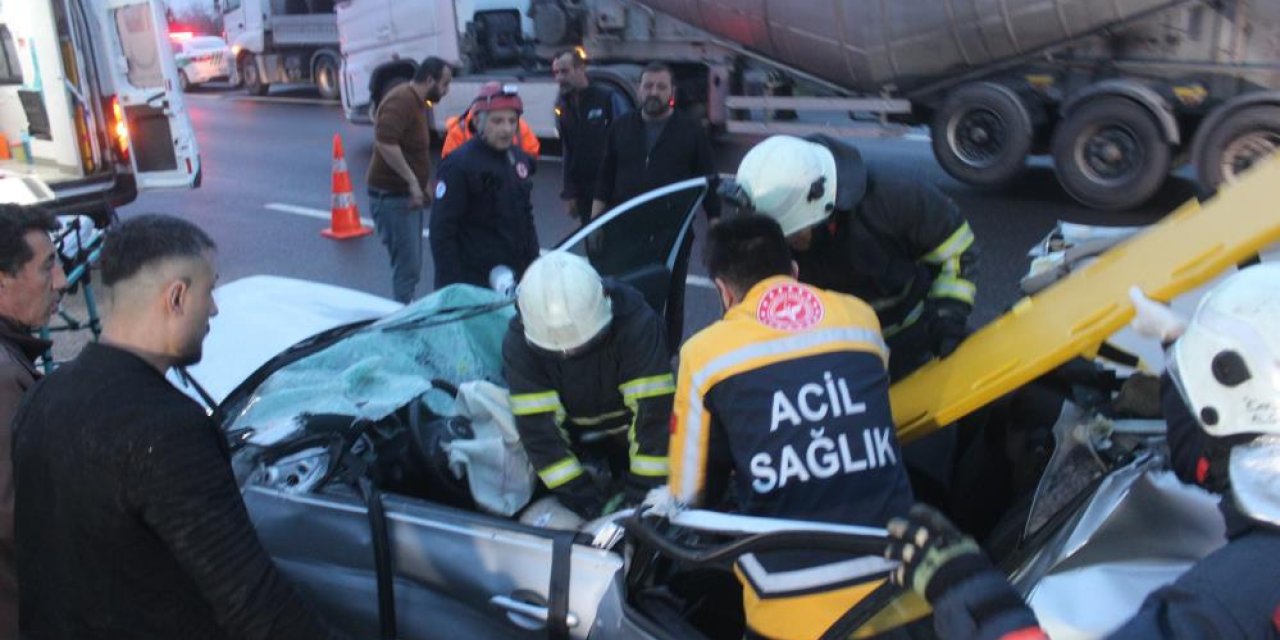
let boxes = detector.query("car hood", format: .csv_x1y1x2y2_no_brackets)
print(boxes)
169,275,402,405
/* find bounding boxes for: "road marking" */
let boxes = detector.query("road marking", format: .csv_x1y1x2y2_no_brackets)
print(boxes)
263,203,715,288
229,95,341,106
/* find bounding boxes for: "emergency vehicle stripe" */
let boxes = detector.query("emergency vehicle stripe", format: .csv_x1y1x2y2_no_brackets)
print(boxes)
921,223,975,264
630,454,669,477
620,374,676,401
929,276,977,304
510,391,563,416
538,456,585,488
679,328,887,500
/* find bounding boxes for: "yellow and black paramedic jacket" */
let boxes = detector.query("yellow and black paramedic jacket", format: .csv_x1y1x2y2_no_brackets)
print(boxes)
504,282,674,516
670,276,914,640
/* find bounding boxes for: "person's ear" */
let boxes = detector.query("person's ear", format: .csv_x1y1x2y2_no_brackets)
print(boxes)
166,278,189,316
713,277,736,313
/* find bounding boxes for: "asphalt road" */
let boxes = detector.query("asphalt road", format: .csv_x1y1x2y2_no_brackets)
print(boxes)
115,84,1207,344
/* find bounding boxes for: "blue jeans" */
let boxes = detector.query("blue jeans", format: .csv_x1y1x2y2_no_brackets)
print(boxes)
369,190,425,303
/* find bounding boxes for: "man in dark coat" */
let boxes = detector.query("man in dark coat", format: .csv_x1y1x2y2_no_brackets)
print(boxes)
430,83,540,289
0,203,64,637
12,214,346,640
591,62,719,222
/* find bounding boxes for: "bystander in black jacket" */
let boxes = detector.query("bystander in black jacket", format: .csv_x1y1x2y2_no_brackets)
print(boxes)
594,109,720,220
430,137,541,289
12,342,345,640
556,83,629,217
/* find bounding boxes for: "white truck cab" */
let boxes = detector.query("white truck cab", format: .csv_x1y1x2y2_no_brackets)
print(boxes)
0,0,200,216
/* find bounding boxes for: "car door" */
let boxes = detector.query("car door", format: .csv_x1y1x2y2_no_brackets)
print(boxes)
555,177,710,352
98,0,200,188
244,486,629,639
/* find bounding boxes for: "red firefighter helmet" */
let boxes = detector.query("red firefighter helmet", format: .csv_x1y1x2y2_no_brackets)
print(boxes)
472,82,524,114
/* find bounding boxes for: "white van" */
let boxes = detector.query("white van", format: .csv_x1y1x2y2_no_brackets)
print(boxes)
0,0,200,216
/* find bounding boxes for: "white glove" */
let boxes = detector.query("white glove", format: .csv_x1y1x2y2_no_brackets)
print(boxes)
1128,286,1187,343
639,484,680,519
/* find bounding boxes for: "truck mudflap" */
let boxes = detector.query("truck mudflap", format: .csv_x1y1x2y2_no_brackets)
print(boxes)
890,153,1280,444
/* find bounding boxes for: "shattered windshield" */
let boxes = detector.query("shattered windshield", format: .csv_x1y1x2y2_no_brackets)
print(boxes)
223,285,514,449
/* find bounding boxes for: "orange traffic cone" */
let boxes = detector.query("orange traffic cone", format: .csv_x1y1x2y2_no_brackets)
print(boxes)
322,133,373,240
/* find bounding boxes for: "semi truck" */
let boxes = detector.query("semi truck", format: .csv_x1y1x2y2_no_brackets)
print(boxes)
219,0,343,100
337,0,1279,211
1,0,201,215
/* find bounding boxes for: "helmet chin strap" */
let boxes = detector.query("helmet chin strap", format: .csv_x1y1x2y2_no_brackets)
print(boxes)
1228,435,1280,527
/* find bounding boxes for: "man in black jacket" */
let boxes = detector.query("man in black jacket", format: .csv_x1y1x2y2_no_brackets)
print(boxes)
591,62,719,222
431,83,540,290
552,49,630,227
12,215,346,640
504,252,674,519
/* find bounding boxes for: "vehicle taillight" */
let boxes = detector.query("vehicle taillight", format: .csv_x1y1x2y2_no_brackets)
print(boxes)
104,96,130,162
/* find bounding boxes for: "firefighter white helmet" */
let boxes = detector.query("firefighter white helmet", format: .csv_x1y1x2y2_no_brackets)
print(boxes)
1168,263,1280,437
517,252,613,354
733,135,838,236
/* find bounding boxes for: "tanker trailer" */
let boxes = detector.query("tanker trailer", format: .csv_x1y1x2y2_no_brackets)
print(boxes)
560,0,1279,210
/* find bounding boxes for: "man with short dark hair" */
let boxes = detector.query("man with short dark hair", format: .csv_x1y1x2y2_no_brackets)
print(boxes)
0,203,64,637
367,56,454,302
669,214,913,640
591,62,718,221
551,49,629,226
12,215,347,639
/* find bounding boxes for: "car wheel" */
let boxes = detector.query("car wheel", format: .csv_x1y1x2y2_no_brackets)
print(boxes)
315,55,341,101
932,82,1034,188
241,55,269,97
1196,105,1280,192
1051,97,1171,211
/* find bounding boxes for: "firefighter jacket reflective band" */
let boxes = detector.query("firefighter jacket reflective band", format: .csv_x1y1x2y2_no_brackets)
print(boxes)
670,276,913,639
504,283,674,511
795,135,977,340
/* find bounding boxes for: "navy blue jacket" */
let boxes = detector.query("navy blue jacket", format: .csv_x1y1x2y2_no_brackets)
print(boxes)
430,138,540,289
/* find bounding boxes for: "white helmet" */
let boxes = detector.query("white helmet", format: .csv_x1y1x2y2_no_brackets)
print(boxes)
1169,263,1280,437
517,252,613,354
733,135,838,236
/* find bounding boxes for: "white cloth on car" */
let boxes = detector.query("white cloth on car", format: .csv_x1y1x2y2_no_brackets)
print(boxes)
445,381,537,516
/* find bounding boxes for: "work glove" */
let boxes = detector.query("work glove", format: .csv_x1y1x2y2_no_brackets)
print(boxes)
556,475,607,520
928,311,969,359
1128,286,1186,343
884,504,993,602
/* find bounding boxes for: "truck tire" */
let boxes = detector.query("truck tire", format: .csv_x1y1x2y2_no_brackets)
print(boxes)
1196,105,1280,192
931,82,1033,188
1051,97,1171,211
241,55,269,97
314,55,341,102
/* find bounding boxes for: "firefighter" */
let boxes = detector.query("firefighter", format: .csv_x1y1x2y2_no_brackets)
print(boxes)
669,215,914,640
724,134,978,505
504,252,674,519
441,82,541,160
884,264,1280,640
724,134,978,380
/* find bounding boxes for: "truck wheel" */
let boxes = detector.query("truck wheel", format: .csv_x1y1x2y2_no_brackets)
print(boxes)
241,55,269,97
1051,97,1171,211
931,82,1033,188
1196,105,1280,191
372,76,408,116
314,55,341,102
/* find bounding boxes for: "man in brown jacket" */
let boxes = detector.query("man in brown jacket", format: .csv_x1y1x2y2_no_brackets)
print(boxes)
367,56,453,303
0,203,65,636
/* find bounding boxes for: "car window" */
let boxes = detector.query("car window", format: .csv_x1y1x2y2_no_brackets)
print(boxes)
557,178,707,279
0,26,22,85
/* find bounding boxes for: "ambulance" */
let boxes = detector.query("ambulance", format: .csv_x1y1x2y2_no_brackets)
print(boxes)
0,0,199,216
